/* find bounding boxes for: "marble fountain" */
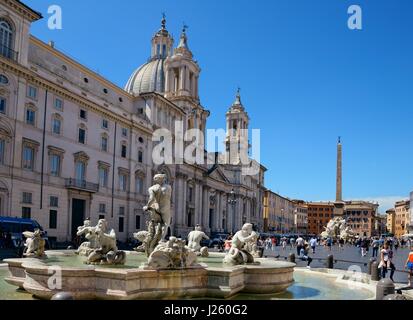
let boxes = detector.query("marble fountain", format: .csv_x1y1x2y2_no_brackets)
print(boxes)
1,174,375,300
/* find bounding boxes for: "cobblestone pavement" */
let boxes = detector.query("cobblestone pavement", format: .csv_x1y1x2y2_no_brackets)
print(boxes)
264,244,413,285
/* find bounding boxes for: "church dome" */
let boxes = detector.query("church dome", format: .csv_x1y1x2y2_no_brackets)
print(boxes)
124,58,165,95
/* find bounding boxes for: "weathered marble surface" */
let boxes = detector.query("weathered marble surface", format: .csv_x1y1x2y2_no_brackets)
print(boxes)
136,174,172,257
187,225,209,257
146,236,198,269
3,251,295,300
223,223,259,266
321,217,355,241
78,219,126,265
22,229,46,258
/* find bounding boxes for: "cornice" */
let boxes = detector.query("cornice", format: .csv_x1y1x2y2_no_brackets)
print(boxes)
0,56,153,135
4,0,42,22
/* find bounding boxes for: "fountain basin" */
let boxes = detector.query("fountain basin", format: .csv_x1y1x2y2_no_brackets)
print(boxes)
4,251,295,300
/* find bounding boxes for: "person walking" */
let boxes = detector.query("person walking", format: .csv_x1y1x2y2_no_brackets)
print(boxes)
379,241,395,281
281,237,287,251
394,238,399,252
360,238,368,257
404,247,413,288
296,236,304,256
309,237,317,254
271,237,277,252
371,237,380,258
326,237,332,251
289,237,295,250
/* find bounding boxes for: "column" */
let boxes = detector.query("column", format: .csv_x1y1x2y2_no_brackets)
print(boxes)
194,182,201,225
202,187,209,231
165,69,170,93
182,179,187,228
180,68,185,91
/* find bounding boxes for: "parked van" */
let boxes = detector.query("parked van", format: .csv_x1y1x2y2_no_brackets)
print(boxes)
0,216,49,248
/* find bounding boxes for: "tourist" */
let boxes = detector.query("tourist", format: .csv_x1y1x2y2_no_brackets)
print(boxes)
289,237,295,250
271,237,277,251
394,238,399,252
338,238,344,251
360,238,368,257
309,237,317,254
299,244,313,268
296,236,304,256
371,237,380,258
379,241,395,281
326,237,333,251
224,236,232,253
404,247,413,287
282,237,287,250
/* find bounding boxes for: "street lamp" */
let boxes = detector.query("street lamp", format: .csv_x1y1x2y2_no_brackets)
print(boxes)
228,189,237,234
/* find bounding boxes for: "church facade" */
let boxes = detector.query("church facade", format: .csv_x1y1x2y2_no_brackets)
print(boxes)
0,1,266,242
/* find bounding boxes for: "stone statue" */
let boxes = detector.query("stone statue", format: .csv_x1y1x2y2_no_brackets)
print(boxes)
146,236,197,269
140,174,172,257
223,223,259,266
321,217,355,241
76,219,99,256
85,219,126,265
244,230,261,258
187,225,209,257
22,229,46,258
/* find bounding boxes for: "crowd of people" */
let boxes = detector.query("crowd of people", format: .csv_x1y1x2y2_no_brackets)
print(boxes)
258,234,413,286
0,230,14,249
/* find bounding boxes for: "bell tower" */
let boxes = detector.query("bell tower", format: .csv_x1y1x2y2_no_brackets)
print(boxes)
164,25,200,102
225,89,250,165
164,25,208,133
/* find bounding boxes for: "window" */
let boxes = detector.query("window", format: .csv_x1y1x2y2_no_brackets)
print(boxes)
121,144,127,158
99,167,108,187
22,192,32,204
26,108,36,126
50,154,61,177
135,215,141,230
49,210,57,229
22,207,31,219
79,109,87,120
101,135,108,152
119,206,125,216
78,128,86,144
0,139,4,164
0,19,13,59
50,196,59,207
22,146,35,170
188,186,193,203
136,176,144,194
54,98,63,110
138,150,143,163
122,128,128,137
98,214,105,220
99,203,106,213
75,161,86,181
103,88,108,94
52,117,61,135
119,217,124,233
138,137,144,144
119,173,127,191
102,119,108,129
0,75,9,85
0,97,5,113
27,86,37,100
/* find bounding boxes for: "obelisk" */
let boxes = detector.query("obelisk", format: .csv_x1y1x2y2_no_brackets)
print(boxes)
334,137,345,217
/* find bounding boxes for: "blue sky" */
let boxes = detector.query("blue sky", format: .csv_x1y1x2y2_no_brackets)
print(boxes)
25,0,413,212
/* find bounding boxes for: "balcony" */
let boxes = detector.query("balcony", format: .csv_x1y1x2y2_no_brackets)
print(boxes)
65,178,99,193
0,45,18,62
